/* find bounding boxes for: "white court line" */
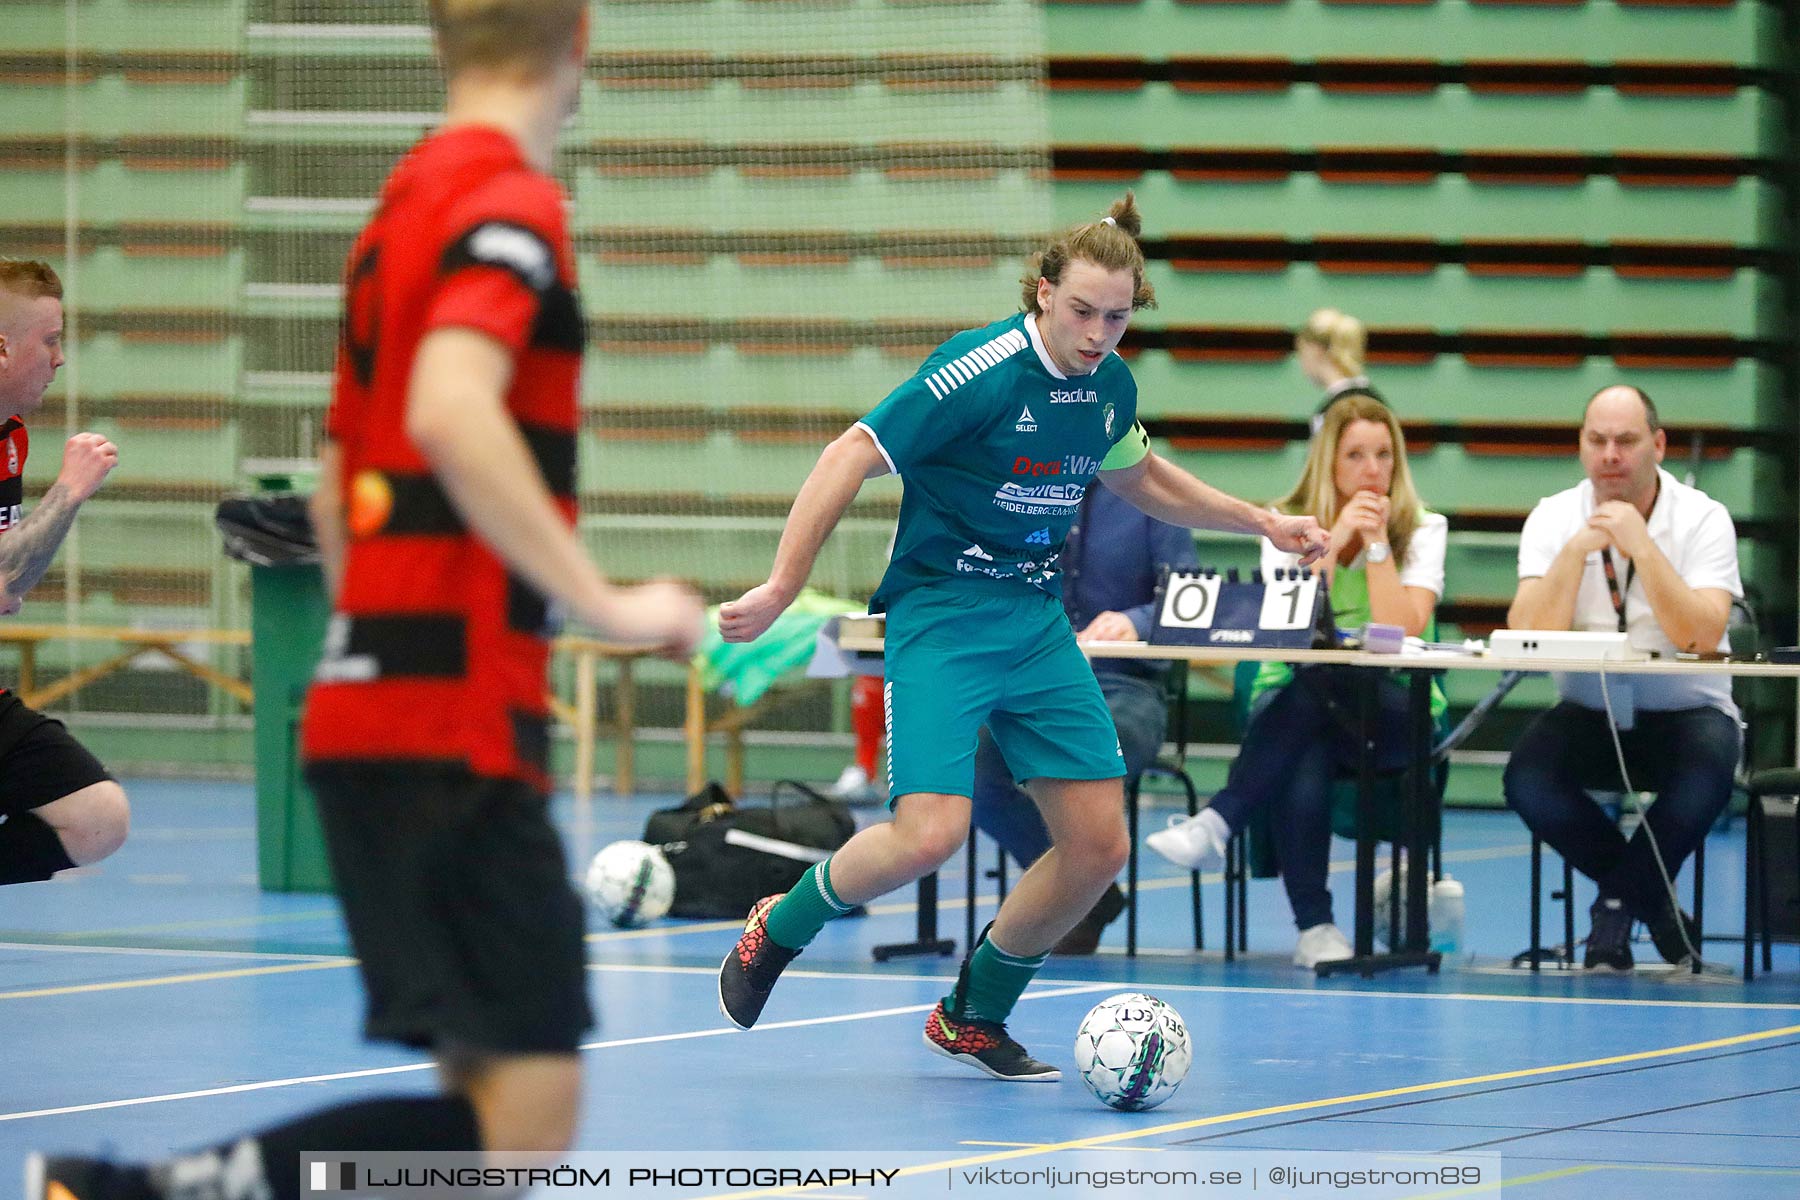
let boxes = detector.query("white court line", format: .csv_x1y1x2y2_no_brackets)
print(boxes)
0,941,345,963
0,984,1114,1124
5,956,1794,1123
585,960,1800,1013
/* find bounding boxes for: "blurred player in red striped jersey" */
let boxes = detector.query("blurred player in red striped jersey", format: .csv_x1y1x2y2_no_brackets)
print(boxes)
31,5,702,1199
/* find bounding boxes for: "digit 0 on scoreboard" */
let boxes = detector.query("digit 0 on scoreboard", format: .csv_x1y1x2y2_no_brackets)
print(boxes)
1158,572,1221,629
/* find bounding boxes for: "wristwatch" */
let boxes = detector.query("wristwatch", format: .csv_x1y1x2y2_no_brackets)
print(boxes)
1365,541,1391,565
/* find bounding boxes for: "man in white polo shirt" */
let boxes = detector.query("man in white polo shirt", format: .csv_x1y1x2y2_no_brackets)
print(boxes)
1504,384,1741,972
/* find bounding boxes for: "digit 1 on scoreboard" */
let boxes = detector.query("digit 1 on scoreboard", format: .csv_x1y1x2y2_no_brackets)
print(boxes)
1257,573,1318,630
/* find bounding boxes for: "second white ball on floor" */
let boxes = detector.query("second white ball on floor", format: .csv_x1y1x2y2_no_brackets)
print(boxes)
585,840,675,928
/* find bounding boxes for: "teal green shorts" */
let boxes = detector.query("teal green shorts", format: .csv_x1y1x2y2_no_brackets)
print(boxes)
881,584,1124,802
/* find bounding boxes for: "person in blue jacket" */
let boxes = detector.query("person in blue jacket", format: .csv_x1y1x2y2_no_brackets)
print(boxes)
970,478,1198,954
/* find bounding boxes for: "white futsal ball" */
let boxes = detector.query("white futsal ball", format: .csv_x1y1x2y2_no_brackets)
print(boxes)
1073,992,1192,1111
585,840,675,928
1372,863,1410,951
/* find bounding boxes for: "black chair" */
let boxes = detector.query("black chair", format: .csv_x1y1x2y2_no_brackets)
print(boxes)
1518,828,1704,972
1743,767,1800,979
1227,661,1455,961
1516,834,1578,970
1516,598,1761,973
1120,658,1208,957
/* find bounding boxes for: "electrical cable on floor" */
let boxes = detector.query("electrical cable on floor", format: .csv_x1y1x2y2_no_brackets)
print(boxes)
1596,665,1733,978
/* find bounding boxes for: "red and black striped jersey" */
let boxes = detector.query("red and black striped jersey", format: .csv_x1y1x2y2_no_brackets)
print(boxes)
300,126,583,793
0,416,28,535
1,415,25,693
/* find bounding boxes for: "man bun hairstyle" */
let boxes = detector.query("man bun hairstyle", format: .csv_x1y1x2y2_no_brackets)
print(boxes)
1022,192,1157,315
1296,307,1366,378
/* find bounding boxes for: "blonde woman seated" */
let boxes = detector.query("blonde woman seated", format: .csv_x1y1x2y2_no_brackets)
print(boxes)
1147,395,1447,967
1297,307,1383,434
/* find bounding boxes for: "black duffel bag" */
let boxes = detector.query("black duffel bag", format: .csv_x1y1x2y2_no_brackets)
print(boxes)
648,781,857,919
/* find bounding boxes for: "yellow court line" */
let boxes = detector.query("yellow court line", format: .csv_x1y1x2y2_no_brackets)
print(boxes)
0,958,357,1002
701,1022,1800,1199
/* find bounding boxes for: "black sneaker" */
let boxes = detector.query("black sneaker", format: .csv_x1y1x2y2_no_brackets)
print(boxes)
923,1000,1060,1082
1583,898,1635,972
718,893,800,1030
1642,899,1699,967
26,1155,157,1200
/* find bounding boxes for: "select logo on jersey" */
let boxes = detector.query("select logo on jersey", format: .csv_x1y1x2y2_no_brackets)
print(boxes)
466,222,556,291
1103,403,1116,439
5,439,16,476
1049,388,1098,404
1015,405,1038,433
994,481,1085,516
960,543,993,561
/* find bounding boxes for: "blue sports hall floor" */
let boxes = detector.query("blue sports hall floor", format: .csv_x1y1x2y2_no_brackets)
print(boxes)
2,778,1797,1198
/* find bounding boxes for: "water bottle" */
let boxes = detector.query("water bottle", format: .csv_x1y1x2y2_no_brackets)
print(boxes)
1428,876,1465,962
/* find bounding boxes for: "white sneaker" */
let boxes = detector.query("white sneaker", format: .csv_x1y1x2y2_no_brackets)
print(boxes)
827,763,884,806
1144,807,1230,870
828,764,868,797
1293,923,1355,969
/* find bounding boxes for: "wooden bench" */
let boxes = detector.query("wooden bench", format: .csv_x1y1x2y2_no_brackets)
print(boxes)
0,622,251,708
0,624,657,802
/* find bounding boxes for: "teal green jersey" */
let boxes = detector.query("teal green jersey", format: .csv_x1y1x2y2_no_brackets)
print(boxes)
859,313,1141,612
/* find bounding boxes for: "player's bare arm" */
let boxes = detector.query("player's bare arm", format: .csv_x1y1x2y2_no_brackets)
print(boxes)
309,440,347,603
0,431,118,605
1101,449,1326,564
720,426,890,644
407,326,703,655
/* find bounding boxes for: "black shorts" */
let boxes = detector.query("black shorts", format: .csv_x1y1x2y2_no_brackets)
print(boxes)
0,690,114,818
303,761,593,1055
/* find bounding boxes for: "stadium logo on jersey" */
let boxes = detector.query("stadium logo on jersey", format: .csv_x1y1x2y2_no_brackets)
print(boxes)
994,481,1085,516
1049,388,1098,404
467,222,556,291
960,543,993,561
1024,527,1052,546
1015,405,1038,433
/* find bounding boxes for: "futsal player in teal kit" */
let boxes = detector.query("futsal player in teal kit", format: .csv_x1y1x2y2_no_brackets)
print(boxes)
718,195,1327,1079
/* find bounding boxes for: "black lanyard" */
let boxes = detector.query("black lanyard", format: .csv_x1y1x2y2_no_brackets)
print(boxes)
1600,550,1636,634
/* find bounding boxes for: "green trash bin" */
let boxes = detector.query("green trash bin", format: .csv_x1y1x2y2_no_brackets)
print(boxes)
219,476,335,893
250,558,333,892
